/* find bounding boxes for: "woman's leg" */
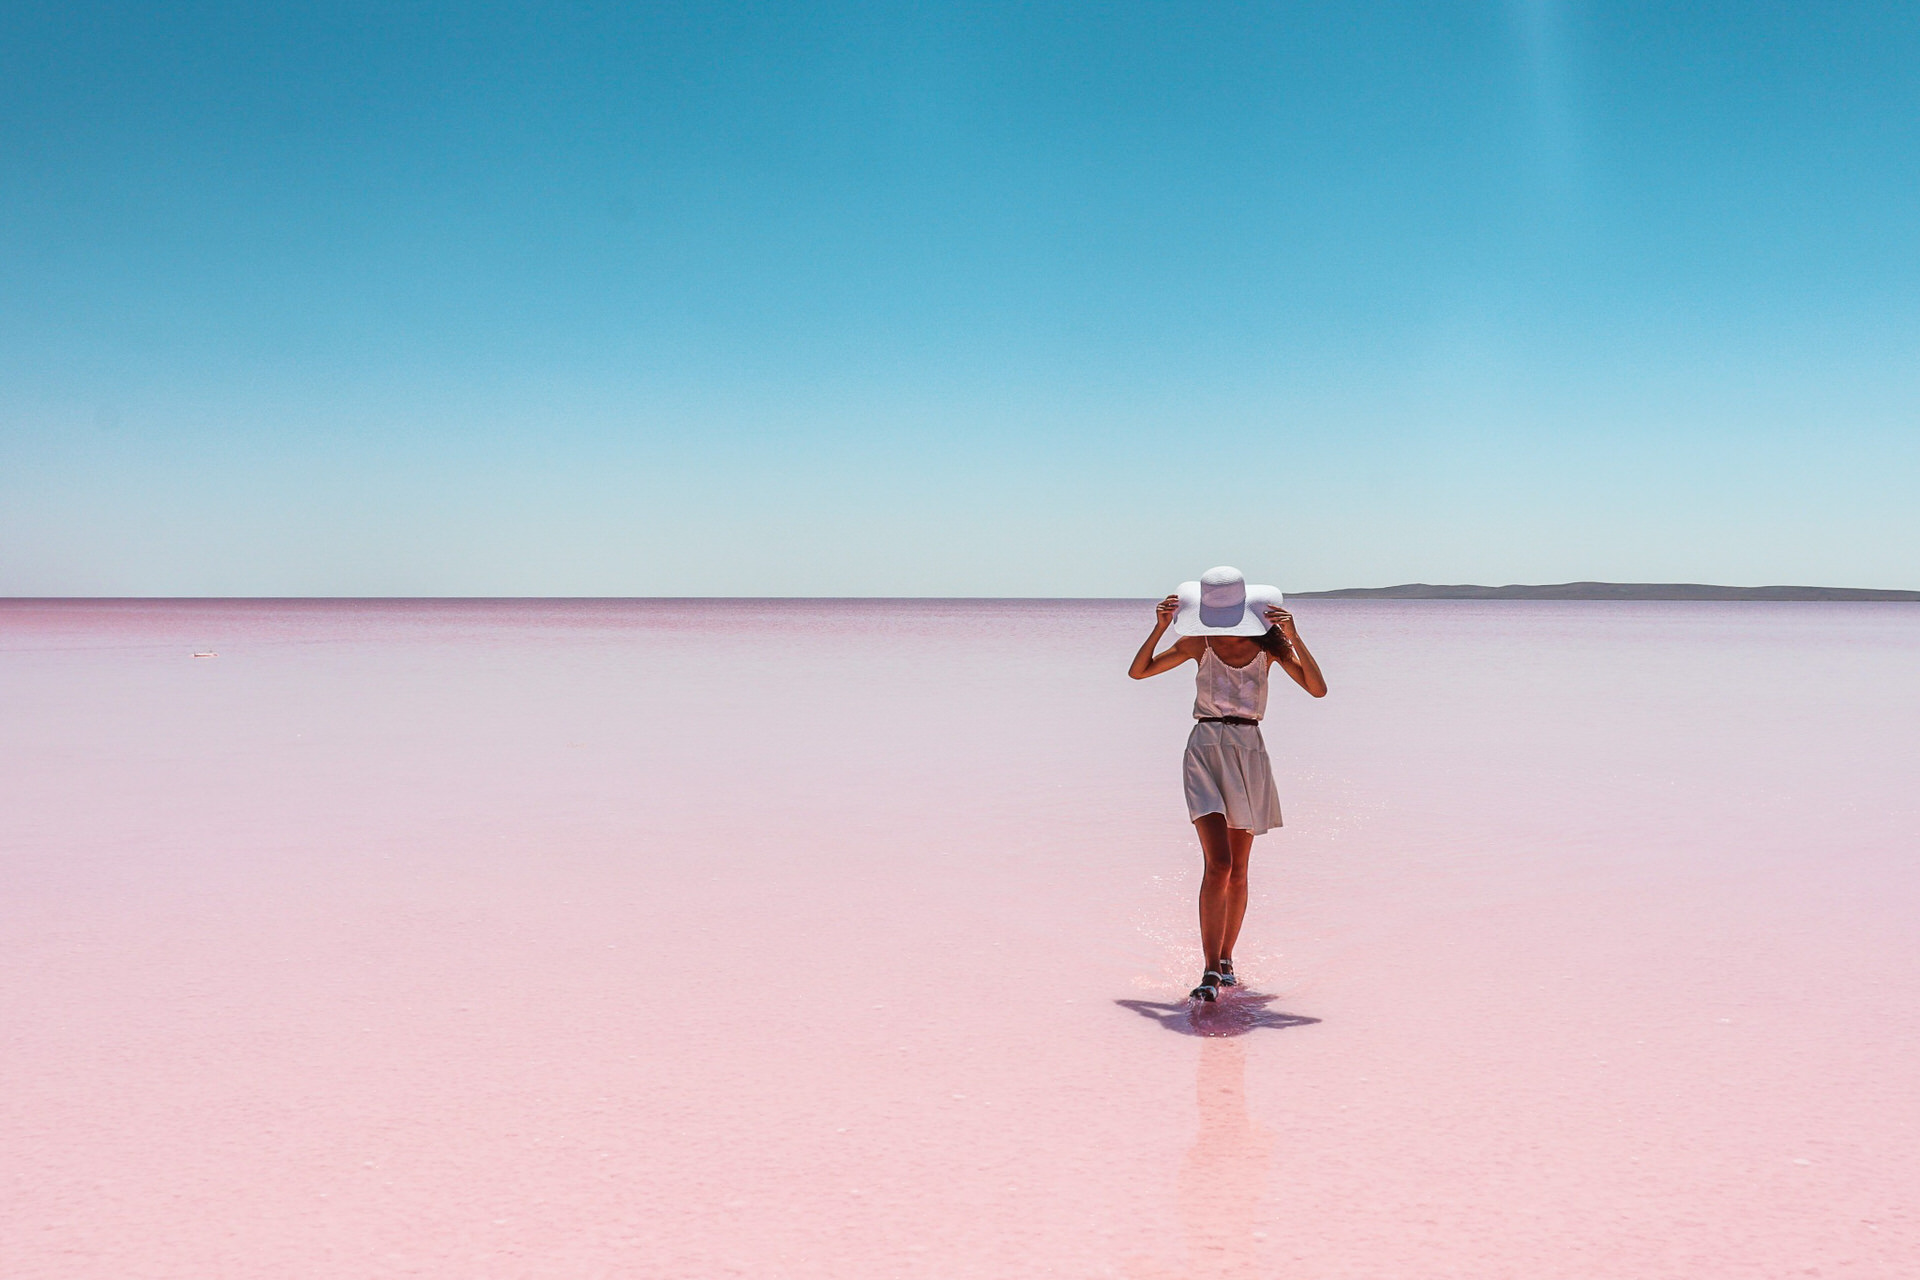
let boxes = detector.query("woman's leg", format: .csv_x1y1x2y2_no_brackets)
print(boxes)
1193,814,1235,972
1220,829,1254,967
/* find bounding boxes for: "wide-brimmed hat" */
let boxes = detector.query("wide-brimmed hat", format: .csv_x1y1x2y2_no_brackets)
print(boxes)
1171,566,1284,637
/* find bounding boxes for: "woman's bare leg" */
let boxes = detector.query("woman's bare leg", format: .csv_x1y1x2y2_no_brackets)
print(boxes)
1220,829,1254,968
1193,814,1236,972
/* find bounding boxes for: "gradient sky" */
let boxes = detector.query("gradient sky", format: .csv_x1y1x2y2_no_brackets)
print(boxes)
3,1,1916,595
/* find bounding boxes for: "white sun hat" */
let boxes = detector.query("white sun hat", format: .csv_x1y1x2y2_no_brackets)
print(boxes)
1171,566,1284,637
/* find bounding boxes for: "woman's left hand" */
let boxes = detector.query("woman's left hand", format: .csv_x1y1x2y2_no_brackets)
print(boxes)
1264,605,1326,696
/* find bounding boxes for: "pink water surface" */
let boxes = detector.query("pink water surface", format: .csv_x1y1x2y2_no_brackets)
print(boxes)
4,598,1918,1278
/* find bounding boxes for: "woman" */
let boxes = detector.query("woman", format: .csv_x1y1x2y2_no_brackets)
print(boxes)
1128,567,1328,1002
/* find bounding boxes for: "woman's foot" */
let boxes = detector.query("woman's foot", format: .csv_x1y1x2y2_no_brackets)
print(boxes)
1217,958,1238,986
1190,971,1221,1002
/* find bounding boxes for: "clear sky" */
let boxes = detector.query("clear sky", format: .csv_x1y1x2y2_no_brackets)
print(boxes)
4,1,1916,595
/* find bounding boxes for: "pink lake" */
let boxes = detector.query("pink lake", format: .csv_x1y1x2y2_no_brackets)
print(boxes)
4,598,1918,1279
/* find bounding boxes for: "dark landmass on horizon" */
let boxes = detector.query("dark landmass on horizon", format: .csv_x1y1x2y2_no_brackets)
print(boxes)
1291,582,1920,602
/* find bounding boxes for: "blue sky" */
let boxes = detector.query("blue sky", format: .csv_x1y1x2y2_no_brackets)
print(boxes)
3,1,1916,595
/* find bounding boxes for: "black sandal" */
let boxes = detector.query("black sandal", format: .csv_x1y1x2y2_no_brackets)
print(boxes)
1217,959,1238,987
1189,971,1221,1002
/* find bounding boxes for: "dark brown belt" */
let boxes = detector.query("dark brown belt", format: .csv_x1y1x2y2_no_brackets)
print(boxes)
1196,716,1260,726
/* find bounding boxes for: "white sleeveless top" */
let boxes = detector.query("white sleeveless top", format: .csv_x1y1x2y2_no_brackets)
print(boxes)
1193,641,1270,720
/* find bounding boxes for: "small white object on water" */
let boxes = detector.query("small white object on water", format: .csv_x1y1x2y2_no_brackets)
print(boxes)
192,651,217,658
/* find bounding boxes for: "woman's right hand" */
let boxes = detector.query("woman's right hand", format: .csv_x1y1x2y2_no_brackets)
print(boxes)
1131,593,1196,678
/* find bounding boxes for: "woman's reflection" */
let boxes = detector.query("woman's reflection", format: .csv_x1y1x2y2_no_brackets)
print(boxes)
1177,1037,1275,1277
1117,994,1315,1277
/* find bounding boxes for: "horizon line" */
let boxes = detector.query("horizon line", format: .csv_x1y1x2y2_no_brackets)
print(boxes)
4,581,1918,604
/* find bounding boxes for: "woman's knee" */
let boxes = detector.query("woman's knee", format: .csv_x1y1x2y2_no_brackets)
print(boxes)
1230,848,1252,881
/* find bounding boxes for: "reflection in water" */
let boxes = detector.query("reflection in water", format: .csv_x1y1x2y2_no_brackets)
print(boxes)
1119,992,1315,1277
1185,1037,1276,1277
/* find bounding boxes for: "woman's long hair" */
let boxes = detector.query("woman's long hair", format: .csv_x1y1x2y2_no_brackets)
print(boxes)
1254,625,1292,660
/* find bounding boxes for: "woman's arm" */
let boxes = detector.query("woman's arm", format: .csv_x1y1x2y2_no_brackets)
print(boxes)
1129,595,1202,678
1264,607,1328,697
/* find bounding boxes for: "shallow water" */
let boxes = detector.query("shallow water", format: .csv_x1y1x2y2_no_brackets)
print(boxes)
4,599,1918,1278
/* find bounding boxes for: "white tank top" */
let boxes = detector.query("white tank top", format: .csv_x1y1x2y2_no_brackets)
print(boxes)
1193,640,1270,720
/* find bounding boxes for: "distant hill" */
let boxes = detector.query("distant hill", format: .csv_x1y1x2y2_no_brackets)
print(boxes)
1290,582,1920,602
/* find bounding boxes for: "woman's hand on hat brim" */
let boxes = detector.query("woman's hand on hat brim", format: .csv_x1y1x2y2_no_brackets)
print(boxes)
1264,606,1298,638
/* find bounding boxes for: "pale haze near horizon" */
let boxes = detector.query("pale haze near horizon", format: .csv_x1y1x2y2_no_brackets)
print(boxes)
3,2,1916,597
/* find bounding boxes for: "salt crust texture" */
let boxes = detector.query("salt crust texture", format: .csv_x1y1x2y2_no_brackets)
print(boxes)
2,599,1917,1278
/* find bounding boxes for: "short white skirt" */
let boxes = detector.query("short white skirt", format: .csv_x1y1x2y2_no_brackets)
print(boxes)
1183,721,1283,835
